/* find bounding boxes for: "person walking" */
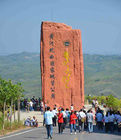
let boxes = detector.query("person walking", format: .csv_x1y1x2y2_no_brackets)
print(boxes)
108,111,115,133
96,110,103,130
70,110,77,134
70,104,74,111
117,114,121,132
103,112,109,133
52,108,57,127
44,106,54,139
29,100,33,111
57,109,64,134
62,108,67,129
78,109,86,132
87,109,94,133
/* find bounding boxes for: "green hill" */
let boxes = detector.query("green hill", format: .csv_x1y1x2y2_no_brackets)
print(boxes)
0,52,121,98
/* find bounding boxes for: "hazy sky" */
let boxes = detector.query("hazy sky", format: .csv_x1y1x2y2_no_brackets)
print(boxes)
0,0,121,55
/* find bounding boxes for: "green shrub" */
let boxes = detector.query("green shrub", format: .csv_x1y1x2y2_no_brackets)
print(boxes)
85,95,121,111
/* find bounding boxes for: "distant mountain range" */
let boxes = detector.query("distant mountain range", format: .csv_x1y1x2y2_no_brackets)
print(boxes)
0,52,121,98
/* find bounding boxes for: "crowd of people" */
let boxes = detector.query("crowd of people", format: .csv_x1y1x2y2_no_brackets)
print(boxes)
96,109,121,133
20,97,121,139
20,96,45,112
44,104,121,139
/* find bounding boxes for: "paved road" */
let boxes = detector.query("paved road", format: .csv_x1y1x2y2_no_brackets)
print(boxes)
0,125,120,140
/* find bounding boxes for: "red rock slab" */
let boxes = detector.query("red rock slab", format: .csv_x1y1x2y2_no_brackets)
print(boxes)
40,21,84,110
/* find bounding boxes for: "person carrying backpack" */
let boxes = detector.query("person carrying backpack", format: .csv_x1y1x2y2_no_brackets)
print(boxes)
78,109,86,132
87,109,94,133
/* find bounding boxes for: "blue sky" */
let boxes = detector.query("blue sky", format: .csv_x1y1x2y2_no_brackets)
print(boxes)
0,0,121,55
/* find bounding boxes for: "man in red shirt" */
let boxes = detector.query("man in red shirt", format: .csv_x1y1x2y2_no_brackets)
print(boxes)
57,109,64,134
70,110,77,134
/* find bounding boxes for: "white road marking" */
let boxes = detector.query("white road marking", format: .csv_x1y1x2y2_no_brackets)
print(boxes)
0,127,42,140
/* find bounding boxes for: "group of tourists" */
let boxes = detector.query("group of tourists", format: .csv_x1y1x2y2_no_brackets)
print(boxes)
96,108,121,133
44,104,121,139
20,96,44,112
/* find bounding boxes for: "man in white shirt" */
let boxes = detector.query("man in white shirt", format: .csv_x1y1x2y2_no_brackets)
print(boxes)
29,100,33,111
52,108,57,127
62,108,67,129
44,106,54,139
78,109,86,132
70,104,74,111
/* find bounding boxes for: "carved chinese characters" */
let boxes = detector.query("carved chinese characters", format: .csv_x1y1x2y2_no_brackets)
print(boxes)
49,33,55,99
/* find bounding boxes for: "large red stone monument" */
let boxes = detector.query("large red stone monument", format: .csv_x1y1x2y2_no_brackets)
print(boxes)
40,21,84,110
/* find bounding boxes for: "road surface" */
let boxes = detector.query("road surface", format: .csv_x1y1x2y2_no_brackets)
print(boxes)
0,125,120,140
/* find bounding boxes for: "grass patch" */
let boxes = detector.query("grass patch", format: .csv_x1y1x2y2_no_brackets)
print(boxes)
0,120,25,136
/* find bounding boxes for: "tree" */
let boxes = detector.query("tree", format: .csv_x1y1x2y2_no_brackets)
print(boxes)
0,77,24,130
106,95,121,111
14,82,24,122
0,77,11,129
